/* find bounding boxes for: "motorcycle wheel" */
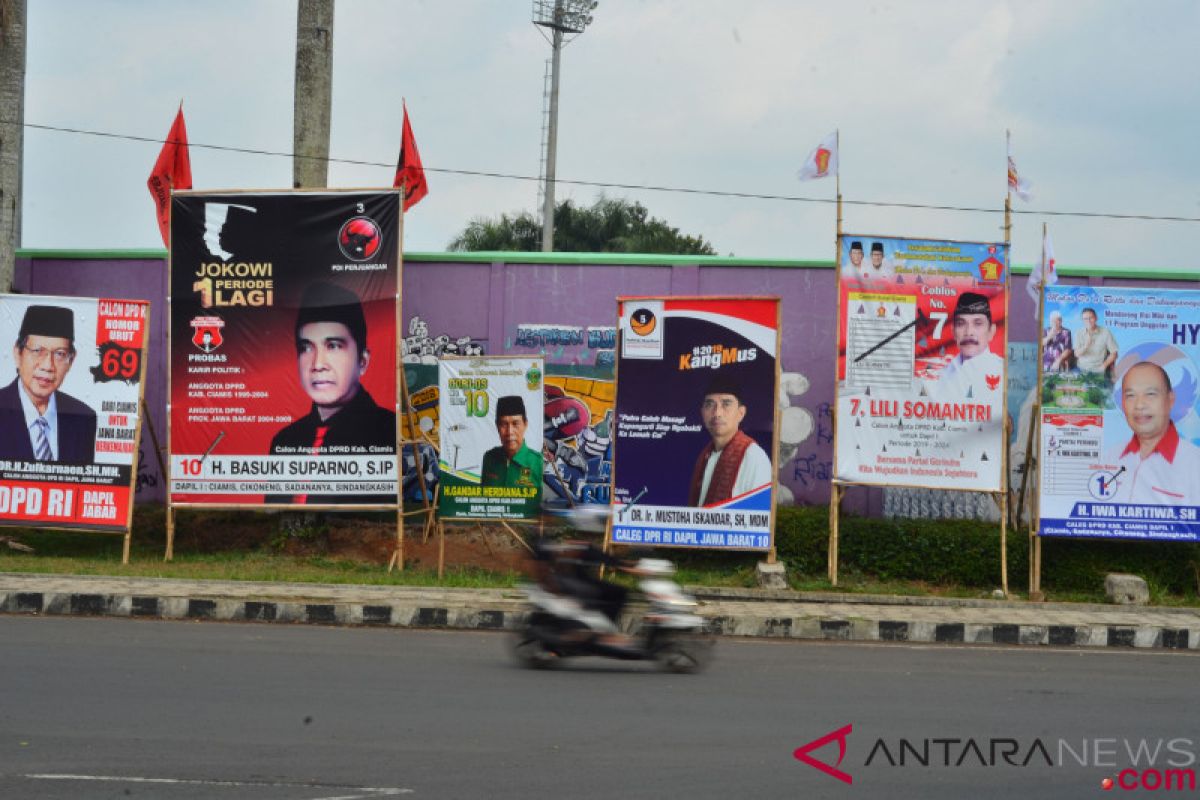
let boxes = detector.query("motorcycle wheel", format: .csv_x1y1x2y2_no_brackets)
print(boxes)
653,635,714,674
510,630,558,670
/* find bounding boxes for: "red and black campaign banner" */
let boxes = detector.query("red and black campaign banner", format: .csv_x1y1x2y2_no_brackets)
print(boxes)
0,294,149,532
168,191,400,507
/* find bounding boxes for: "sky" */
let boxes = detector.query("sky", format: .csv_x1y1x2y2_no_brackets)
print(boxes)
17,0,1200,272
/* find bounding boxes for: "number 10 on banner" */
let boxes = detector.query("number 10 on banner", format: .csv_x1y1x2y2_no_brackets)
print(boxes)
465,390,489,418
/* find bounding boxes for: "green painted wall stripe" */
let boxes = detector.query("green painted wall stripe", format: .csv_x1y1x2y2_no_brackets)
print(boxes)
14,248,1199,282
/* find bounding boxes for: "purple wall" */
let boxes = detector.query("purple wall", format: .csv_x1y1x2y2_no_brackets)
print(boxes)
15,252,1200,515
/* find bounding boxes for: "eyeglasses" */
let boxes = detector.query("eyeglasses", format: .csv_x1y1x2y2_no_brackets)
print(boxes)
22,345,74,365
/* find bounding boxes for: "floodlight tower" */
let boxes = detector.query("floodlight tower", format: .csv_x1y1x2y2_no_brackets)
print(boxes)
533,0,598,252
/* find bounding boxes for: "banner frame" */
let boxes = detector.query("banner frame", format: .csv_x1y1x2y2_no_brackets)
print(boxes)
164,187,405,561
0,293,152,561
827,232,1011,592
605,294,782,555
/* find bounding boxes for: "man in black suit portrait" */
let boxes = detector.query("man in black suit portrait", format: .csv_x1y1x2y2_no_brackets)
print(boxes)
0,305,97,463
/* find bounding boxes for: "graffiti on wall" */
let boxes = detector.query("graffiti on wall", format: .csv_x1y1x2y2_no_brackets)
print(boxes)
402,315,484,364
542,376,614,513
775,372,826,503
511,323,615,367
135,445,161,496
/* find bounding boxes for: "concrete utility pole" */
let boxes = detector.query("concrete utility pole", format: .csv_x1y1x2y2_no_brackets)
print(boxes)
532,0,597,252
293,0,334,189
0,0,27,291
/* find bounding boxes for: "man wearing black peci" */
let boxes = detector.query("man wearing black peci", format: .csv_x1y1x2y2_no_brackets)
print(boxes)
268,283,396,504
0,305,97,464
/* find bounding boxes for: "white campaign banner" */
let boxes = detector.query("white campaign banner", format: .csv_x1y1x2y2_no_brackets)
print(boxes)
834,235,1009,492
170,454,396,496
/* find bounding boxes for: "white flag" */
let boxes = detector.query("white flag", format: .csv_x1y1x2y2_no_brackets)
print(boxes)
1007,140,1033,201
1027,229,1057,311
797,132,838,181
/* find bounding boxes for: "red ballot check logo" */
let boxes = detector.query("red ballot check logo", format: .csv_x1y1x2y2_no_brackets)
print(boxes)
794,723,854,784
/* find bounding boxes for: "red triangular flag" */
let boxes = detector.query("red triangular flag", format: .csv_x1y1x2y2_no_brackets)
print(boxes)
147,105,193,247
393,102,428,212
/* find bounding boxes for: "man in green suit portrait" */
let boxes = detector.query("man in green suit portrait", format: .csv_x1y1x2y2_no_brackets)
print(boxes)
480,395,541,489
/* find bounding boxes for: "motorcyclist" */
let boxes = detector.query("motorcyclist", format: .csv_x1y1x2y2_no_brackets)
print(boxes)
531,537,643,643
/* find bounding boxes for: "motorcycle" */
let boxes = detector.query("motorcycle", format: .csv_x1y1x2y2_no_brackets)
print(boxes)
510,557,714,673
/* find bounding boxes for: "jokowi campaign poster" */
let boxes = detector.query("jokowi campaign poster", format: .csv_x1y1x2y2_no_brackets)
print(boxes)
834,235,1008,492
0,293,149,531
1039,287,1200,540
611,297,779,551
169,191,400,507
437,356,544,521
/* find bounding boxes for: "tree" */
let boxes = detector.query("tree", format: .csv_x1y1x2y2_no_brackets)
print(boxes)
449,196,716,255
293,0,333,189
1,0,27,291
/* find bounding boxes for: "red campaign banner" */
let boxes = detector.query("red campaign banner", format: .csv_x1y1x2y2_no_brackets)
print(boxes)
0,480,132,528
168,191,401,506
96,300,148,349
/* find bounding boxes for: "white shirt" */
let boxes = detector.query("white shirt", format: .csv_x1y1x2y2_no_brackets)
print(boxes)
843,259,895,289
937,350,1005,399
1109,424,1200,506
698,440,772,505
1074,325,1118,374
17,383,60,460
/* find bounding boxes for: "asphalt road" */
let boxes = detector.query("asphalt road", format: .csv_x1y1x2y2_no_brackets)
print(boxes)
1,616,1196,799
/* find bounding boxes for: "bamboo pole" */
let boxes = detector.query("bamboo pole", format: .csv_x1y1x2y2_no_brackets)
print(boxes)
1030,222,1048,600
828,165,844,587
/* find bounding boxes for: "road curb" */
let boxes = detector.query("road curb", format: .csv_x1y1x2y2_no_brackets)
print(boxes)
3,589,1197,650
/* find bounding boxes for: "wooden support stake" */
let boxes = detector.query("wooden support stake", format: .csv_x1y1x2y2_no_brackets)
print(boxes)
165,505,176,562
997,491,1009,597
500,520,534,554
437,518,445,579
828,483,843,586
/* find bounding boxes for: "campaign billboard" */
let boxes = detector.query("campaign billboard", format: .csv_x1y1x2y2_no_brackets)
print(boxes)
437,356,544,520
168,191,400,507
0,294,149,531
610,297,779,550
1039,287,1200,540
834,235,1009,492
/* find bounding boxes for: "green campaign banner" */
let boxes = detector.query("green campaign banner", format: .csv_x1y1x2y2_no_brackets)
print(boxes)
437,357,543,520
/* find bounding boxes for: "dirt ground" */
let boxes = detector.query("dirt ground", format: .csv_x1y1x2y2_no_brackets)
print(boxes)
327,516,537,574
176,509,541,575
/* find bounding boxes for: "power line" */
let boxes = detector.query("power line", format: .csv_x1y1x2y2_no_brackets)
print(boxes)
13,119,1200,224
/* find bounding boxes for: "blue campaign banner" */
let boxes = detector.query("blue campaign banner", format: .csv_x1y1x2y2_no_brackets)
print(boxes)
611,297,779,551
1040,502,1200,540
1038,286,1200,541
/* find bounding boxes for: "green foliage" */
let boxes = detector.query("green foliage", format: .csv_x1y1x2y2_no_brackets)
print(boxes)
5,505,1199,603
448,196,716,255
771,505,1200,597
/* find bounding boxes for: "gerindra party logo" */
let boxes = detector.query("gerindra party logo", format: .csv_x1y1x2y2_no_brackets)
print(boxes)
338,216,382,261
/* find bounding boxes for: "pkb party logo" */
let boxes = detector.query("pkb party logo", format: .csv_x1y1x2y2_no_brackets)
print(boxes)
338,216,382,262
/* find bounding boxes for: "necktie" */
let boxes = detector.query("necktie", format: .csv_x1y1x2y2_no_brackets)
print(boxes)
293,426,329,504
34,417,52,461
